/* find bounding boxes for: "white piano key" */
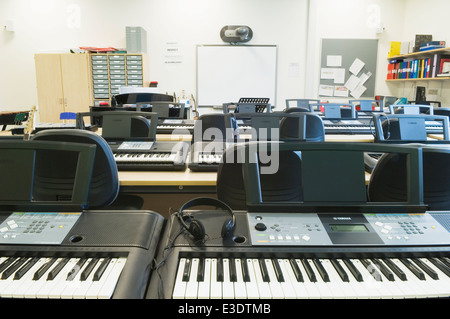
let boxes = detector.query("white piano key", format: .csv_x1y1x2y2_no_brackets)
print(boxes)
320,259,356,299
233,259,247,299
306,259,334,299
389,258,429,298
294,259,321,299
197,258,211,299
370,259,405,299
337,259,371,299
44,258,80,299
22,257,57,298
72,258,103,299
60,258,91,299
252,259,271,299
172,258,187,299
415,258,449,297
280,259,309,299
245,259,260,299
185,258,199,299
96,257,127,299
85,258,119,299
8,257,49,298
421,258,450,297
222,258,235,299
264,259,284,299
209,258,222,299
0,257,33,298
350,259,387,299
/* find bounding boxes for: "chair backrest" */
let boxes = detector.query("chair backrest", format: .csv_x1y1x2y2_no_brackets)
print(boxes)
216,143,303,210
31,129,119,209
111,92,173,106
372,113,450,142
349,99,383,112
389,104,433,115
281,109,325,142
368,145,450,210
311,103,357,120
193,113,237,142
285,99,319,111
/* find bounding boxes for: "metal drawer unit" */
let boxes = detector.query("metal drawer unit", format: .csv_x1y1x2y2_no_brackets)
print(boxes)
90,53,147,105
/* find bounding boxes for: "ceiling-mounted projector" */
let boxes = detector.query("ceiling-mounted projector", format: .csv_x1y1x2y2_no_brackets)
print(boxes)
220,25,253,44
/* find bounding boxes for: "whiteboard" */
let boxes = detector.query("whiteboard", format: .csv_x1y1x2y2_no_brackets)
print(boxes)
196,45,277,107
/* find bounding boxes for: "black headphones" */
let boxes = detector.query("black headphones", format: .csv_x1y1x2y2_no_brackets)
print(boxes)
177,197,236,241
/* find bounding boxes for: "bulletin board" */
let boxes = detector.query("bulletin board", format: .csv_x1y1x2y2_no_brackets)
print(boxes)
196,45,277,107
319,38,378,99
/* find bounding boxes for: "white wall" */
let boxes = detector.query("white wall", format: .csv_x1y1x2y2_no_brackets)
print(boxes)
0,0,449,117
0,0,309,115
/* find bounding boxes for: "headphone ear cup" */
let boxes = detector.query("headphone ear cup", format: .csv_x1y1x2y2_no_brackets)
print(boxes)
221,218,235,238
188,219,206,241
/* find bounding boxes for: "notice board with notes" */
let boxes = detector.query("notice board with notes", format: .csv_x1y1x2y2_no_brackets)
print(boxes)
319,38,378,99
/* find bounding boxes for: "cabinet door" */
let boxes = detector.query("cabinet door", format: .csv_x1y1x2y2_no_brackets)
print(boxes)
35,54,64,123
60,54,92,114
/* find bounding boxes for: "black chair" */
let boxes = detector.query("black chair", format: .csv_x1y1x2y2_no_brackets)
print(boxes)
216,143,302,210
368,145,450,211
281,110,325,142
111,92,173,106
31,129,143,210
193,113,237,142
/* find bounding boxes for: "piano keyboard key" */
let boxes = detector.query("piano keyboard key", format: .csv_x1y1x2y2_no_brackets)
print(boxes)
0,255,127,299
113,152,177,163
171,255,450,299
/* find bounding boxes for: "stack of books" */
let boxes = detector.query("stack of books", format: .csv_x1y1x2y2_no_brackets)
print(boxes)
420,41,446,52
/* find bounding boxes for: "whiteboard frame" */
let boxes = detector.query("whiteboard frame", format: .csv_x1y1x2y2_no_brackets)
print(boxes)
196,44,278,108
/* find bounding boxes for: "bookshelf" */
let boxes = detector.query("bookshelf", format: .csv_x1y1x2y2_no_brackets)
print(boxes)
386,47,450,82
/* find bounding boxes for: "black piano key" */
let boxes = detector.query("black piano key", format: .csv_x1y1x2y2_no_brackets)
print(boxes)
197,258,205,282
412,258,439,280
182,258,191,282
0,257,15,274
289,259,303,282
383,258,407,281
372,258,394,281
361,259,383,282
272,259,284,282
430,258,450,277
14,257,39,280
400,258,425,280
229,259,237,282
67,258,88,281
93,257,111,281
216,258,224,282
301,259,316,282
330,259,349,282
259,259,270,282
241,259,250,282
80,258,99,281
440,257,450,268
2,257,27,280
47,258,69,280
342,259,363,282
313,259,330,282
33,258,57,280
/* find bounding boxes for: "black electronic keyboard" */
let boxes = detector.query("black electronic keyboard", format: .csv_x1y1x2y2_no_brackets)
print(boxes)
0,210,164,299
108,140,190,171
147,210,450,299
188,141,229,172
156,119,195,134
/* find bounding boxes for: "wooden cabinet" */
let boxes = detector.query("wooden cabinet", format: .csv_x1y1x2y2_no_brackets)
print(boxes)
35,53,92,122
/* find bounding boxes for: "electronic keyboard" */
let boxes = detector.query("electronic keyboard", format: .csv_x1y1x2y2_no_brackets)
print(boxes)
0,210,164,299
188,141,230,172
147,210,450,299
156,119,195,134
108,140,190,171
